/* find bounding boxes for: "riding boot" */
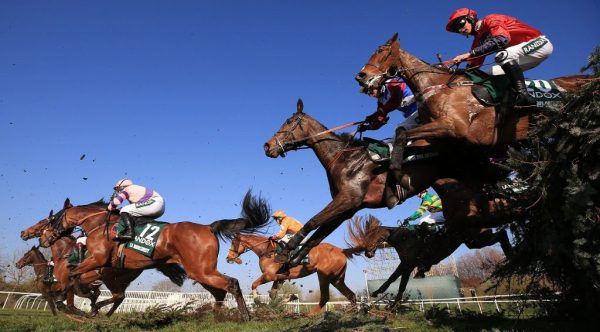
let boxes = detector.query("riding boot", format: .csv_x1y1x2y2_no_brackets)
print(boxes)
114,212,134,242
44,264,55,284
274,231,306,263
77,245,84,265
501,60,536,107
384,171,401,209
389,127,407,171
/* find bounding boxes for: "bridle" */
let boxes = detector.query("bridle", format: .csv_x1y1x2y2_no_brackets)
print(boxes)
227,236,273,261
48,209,108,244
274,114,364,159
274,113,307,157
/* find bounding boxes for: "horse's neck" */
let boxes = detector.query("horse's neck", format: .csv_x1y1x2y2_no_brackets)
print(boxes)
31,251,48,276
76,208,110,233
243,235,272,257
305,119,348,170
397,48,448,92
51,238,73,262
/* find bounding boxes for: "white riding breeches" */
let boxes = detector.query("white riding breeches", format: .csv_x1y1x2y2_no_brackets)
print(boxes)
488,35,553,76
418,211,445,225
76,237,87,246
120,196,165,218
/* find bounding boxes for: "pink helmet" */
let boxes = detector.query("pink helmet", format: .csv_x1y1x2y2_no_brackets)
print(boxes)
114,179,133,190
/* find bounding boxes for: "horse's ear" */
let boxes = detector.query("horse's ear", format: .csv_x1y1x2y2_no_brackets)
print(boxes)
64,198,72,209
31,245,37,250
296,98,304,114
48,209,54,219
392,33,398,42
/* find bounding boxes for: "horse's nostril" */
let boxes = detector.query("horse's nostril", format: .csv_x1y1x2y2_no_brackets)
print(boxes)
356,72,366,79
263,143,270,153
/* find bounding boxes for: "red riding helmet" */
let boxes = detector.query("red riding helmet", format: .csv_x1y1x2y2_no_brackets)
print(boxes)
446,8,478,32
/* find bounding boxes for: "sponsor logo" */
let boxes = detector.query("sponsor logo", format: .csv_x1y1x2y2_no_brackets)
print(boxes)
134,235,156,247
522,38,548,54
129,243,150,254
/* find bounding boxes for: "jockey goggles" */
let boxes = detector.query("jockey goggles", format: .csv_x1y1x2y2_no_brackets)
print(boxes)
451,17,468,32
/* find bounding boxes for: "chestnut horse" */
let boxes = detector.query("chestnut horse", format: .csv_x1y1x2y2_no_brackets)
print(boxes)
264,102,512,267
42,190,270,321
355,33,592,150
23,207,186,316
225,233,358,313
347,215,511,309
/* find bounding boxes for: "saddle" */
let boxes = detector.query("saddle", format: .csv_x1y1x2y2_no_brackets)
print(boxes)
464,70,565,108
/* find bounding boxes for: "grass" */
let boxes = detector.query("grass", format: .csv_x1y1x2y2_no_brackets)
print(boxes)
0,302,593,331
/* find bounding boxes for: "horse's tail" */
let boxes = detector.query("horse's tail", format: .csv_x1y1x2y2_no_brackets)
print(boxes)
210,190,271,242
156,263,187,287
342,247,364,259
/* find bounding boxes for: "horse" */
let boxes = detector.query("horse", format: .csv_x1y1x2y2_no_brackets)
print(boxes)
346,215,511,309
41,190,270,321
264,101,514,268
225,233,358,314
36,227,186,316
15,245,84,316
355,33,592,151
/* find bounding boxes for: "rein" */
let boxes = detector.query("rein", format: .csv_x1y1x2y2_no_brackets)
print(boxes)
229,237,273,260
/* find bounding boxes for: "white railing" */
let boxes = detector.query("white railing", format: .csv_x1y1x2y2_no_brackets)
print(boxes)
1,290,547,314
0,290,275,313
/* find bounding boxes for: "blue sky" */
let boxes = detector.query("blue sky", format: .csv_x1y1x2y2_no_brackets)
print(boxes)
1,1,598,294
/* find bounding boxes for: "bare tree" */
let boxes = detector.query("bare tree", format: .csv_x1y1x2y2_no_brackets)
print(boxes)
151,278,182,292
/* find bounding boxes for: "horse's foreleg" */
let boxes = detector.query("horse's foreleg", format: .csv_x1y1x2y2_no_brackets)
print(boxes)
70,254,105,277
372,261,410,297
269,280,284,300
390,269,413,310
286,196,361,252
406,118,459,142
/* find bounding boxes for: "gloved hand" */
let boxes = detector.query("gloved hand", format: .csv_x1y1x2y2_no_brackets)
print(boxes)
359,111,389,132
401,218,411,226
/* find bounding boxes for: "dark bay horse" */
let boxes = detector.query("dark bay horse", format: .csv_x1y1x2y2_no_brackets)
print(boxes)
225,233,358,313
347,215,511,309
264,102,513,267
16,246,66,316
41,191,270,321
355,33,592,148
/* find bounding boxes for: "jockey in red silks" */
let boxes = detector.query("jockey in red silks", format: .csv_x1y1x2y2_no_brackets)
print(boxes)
446,8,553,107
108,179,165,242
359,78,419,208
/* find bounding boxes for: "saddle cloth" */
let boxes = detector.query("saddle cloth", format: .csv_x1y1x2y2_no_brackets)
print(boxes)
115,220,167,257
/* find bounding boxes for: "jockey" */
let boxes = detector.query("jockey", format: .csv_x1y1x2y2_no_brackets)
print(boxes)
402,190,444,226
268,210,304,254
446,8,553,107
358,77,418,208
108,179,165,242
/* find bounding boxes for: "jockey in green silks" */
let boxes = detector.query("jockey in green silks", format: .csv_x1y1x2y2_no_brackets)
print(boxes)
402,190,444,226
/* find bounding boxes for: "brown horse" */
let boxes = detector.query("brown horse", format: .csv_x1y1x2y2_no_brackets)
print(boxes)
37,227,186,316
347,215,511,309
355,33,592,148
264,103,512,267
225,233,358,313
42,190,270,321
15,245,86,316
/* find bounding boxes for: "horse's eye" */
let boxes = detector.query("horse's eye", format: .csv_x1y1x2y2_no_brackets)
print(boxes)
286,119,292,124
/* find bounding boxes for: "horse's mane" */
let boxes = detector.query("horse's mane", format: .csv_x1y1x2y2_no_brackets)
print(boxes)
81,199,108,208
339,133,367,148
346,215,388,250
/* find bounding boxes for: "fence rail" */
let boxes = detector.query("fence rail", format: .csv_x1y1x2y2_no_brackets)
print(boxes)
1,290,547,315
